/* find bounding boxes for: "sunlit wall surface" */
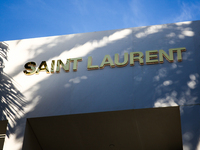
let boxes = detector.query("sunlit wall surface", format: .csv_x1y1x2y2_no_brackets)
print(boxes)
0,20,200,150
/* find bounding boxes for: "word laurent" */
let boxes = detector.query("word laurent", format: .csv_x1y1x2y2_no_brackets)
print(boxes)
23,47,186,75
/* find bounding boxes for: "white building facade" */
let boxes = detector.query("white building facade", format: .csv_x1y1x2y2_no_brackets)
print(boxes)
0,20,200,150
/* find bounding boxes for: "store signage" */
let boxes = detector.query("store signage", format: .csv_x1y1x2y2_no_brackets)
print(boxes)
23,47,186,75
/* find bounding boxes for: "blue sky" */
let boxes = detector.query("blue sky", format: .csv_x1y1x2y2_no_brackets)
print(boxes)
0,0,200,41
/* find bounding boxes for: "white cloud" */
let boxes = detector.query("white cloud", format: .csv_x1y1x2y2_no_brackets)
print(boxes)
174,2,200,22
123,0,147,27
72,0,89,15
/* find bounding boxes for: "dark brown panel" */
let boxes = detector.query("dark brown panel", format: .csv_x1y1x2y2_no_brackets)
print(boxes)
23,107,182,150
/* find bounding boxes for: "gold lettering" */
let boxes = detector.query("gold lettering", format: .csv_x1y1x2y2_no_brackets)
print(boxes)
146,50,158,64
169,47,186,62
87,56,99,70
24,47,186,75
130,52,144,66
159,50,173,63
70,58,82,71
23,62,36,75
51,60,55,73
100,55,115,69
56,59,70,73
36,61,50,74
115,53,128,67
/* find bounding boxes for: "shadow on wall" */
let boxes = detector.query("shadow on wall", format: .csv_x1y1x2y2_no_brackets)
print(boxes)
132,21,200,149
0,42,26,137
